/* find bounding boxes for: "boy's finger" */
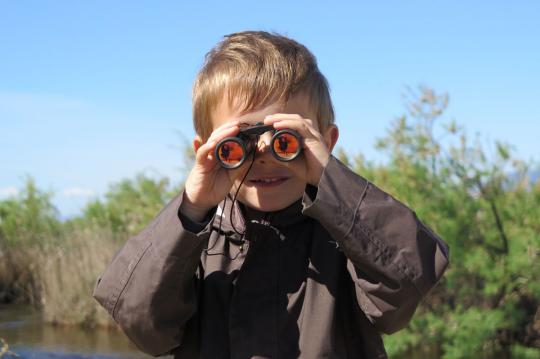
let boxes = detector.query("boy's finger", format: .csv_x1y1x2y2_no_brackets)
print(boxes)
264,114,320,129
263,113,303,123
211,120,241,135
207,123,240,144
195,140,217,163
264,115,319,134
270,118,320,140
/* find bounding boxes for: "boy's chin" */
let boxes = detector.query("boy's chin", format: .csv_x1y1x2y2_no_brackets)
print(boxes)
237,194,302,213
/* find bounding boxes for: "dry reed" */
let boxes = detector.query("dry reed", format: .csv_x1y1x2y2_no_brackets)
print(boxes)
35,225,121,328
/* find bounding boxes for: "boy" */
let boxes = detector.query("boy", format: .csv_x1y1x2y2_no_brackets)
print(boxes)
93,31,449,359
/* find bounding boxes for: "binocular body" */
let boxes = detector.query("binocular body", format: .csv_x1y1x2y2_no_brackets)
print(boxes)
215,122,302,169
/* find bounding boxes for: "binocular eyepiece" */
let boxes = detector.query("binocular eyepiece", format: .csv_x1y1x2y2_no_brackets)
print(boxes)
215,122,302,169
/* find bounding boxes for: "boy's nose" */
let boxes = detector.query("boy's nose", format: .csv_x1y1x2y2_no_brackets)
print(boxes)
255,132,273,155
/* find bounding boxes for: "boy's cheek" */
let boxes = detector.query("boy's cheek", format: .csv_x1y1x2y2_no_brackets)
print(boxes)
284,157,308,182
227,166,250,183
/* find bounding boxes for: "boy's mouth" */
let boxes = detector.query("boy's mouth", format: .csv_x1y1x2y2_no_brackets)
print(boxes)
248,176,289,188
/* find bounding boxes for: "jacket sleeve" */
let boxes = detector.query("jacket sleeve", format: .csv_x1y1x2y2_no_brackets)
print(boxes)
302,156,449,334
92,191,214,356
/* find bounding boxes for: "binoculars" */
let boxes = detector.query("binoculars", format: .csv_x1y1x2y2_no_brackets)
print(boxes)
215,122,302,169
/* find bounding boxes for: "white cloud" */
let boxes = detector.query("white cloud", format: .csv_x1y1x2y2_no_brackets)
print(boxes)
0,186,19,198
61,187,96,198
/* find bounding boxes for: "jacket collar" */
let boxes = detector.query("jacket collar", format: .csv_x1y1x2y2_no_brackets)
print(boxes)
212,194,307,236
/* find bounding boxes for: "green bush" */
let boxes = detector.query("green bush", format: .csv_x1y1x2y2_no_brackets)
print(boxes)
71,173,178,239
0,176,61,248
342,87,540,358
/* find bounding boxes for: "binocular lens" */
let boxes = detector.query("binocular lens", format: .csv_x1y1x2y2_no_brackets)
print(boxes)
216,140,245,167
273,133,300,160
215,128,302,168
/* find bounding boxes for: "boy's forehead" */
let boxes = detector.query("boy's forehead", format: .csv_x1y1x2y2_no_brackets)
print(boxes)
211,93,316,129
212,101,282,128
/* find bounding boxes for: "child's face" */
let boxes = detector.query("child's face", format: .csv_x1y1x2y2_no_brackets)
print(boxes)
210,93,325,212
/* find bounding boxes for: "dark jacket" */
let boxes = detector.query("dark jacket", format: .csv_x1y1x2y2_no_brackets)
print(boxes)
93,156,449,359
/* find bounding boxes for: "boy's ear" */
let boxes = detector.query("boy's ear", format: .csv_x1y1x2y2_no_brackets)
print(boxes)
322,125,339,153
193,135,203,152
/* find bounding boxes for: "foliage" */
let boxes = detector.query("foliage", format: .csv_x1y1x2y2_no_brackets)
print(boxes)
72,173,178,239
339,86,540,358
0,172,178,321
0,176,61,248
0,177,62,304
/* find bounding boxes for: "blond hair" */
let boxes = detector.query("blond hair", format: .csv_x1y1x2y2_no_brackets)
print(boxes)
192,31,335,141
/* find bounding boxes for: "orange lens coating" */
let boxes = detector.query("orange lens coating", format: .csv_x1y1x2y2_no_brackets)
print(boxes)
273,133,299,159
217,141,244,165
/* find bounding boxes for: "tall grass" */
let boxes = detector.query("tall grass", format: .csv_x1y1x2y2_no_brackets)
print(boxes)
0,246,41,306
0,173,177,329
36,225,118,328
0,177,58,305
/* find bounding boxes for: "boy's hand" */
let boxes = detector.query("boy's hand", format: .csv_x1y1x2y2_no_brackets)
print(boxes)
263,114,334,187
182,120,244,221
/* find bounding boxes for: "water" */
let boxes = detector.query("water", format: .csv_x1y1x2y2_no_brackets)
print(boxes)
0,304,163,358
1,304,445,358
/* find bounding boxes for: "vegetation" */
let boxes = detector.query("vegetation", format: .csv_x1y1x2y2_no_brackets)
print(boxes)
0,174,180,328
0,87,538,358
337,87,540,358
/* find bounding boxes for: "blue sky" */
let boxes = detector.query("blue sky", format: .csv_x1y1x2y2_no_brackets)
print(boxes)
1,1,539,217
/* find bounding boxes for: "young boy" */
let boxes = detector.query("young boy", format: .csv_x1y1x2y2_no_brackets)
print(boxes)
93,31,449,359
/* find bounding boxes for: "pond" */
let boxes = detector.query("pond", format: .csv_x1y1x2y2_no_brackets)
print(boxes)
1,304,444,358
0,304,166,358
